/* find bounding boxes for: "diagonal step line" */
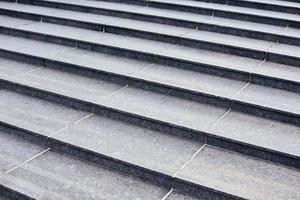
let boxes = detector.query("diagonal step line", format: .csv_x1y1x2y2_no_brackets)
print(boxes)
0,148,50,178
48,112,94,137
12,66,45,78
161,188,174,200
172,143,207,178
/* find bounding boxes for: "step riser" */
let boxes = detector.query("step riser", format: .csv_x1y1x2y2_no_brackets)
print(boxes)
0,184,33,200
6,0,300,45
0,72,298,169
1,25,300,94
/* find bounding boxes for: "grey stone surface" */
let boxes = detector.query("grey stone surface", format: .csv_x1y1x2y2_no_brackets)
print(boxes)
0,16,37,28
132,64,246,99
176,146,300,200
0,130,45,175
181,28,274,52
12,67,126,104
102,86,227,131
0,150,168,200
253,61,300,84
0,34,71,59
269,42,300,58
0,58,40,79
52,114,201,175
0,90,88,137
210,110,300,157
235,83,300,115
166,191,201,200
161,45,262,73
18,22,174,54
0,32,150,75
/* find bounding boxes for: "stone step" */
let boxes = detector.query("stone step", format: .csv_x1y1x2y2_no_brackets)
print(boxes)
0,53,298,168
2,0,300,46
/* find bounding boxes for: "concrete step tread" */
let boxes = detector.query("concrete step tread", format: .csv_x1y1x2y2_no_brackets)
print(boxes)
1,58,299,160
175,145,300,200
1,1,295,38
0,130,45,175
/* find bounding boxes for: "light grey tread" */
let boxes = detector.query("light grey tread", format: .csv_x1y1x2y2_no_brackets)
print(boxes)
0,1,291,37
234,83,300,116
0,90,89,137
210,110,300,158
175,145,300,200
0,129,46,175
150,0,300,21
1,59,300,159
0,149,168,200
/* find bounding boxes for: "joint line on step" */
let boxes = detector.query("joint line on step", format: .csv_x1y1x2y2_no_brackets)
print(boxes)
0,148,50,178
161,188,174,200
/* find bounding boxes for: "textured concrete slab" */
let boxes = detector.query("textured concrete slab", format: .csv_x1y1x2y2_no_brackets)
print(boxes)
17,22,175,54
269,42,300,59
0,90,88,137
253,61,300,84
12,67,126,104
0,34,71,59
176,146,300,200
0,150,168,200
52,114,201,175
210,110,300,157
235,83,300,115
0,16,37,28
0,130,45,175
0,58,40,79
132,64,246,99
182,29,274,52
102,86,227,131
161,45,262,73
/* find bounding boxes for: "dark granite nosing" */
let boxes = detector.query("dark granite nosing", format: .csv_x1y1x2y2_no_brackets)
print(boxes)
231,100,300,125
49,138,173,187
0,78,298,169
267,52,300,67
173,178,246,200
206,135,300,169
250,73,300,93
0,121,49,147
0,184,34,200
9,0,300,44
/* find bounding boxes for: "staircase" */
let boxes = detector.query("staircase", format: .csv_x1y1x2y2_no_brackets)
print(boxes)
0,0,299,199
